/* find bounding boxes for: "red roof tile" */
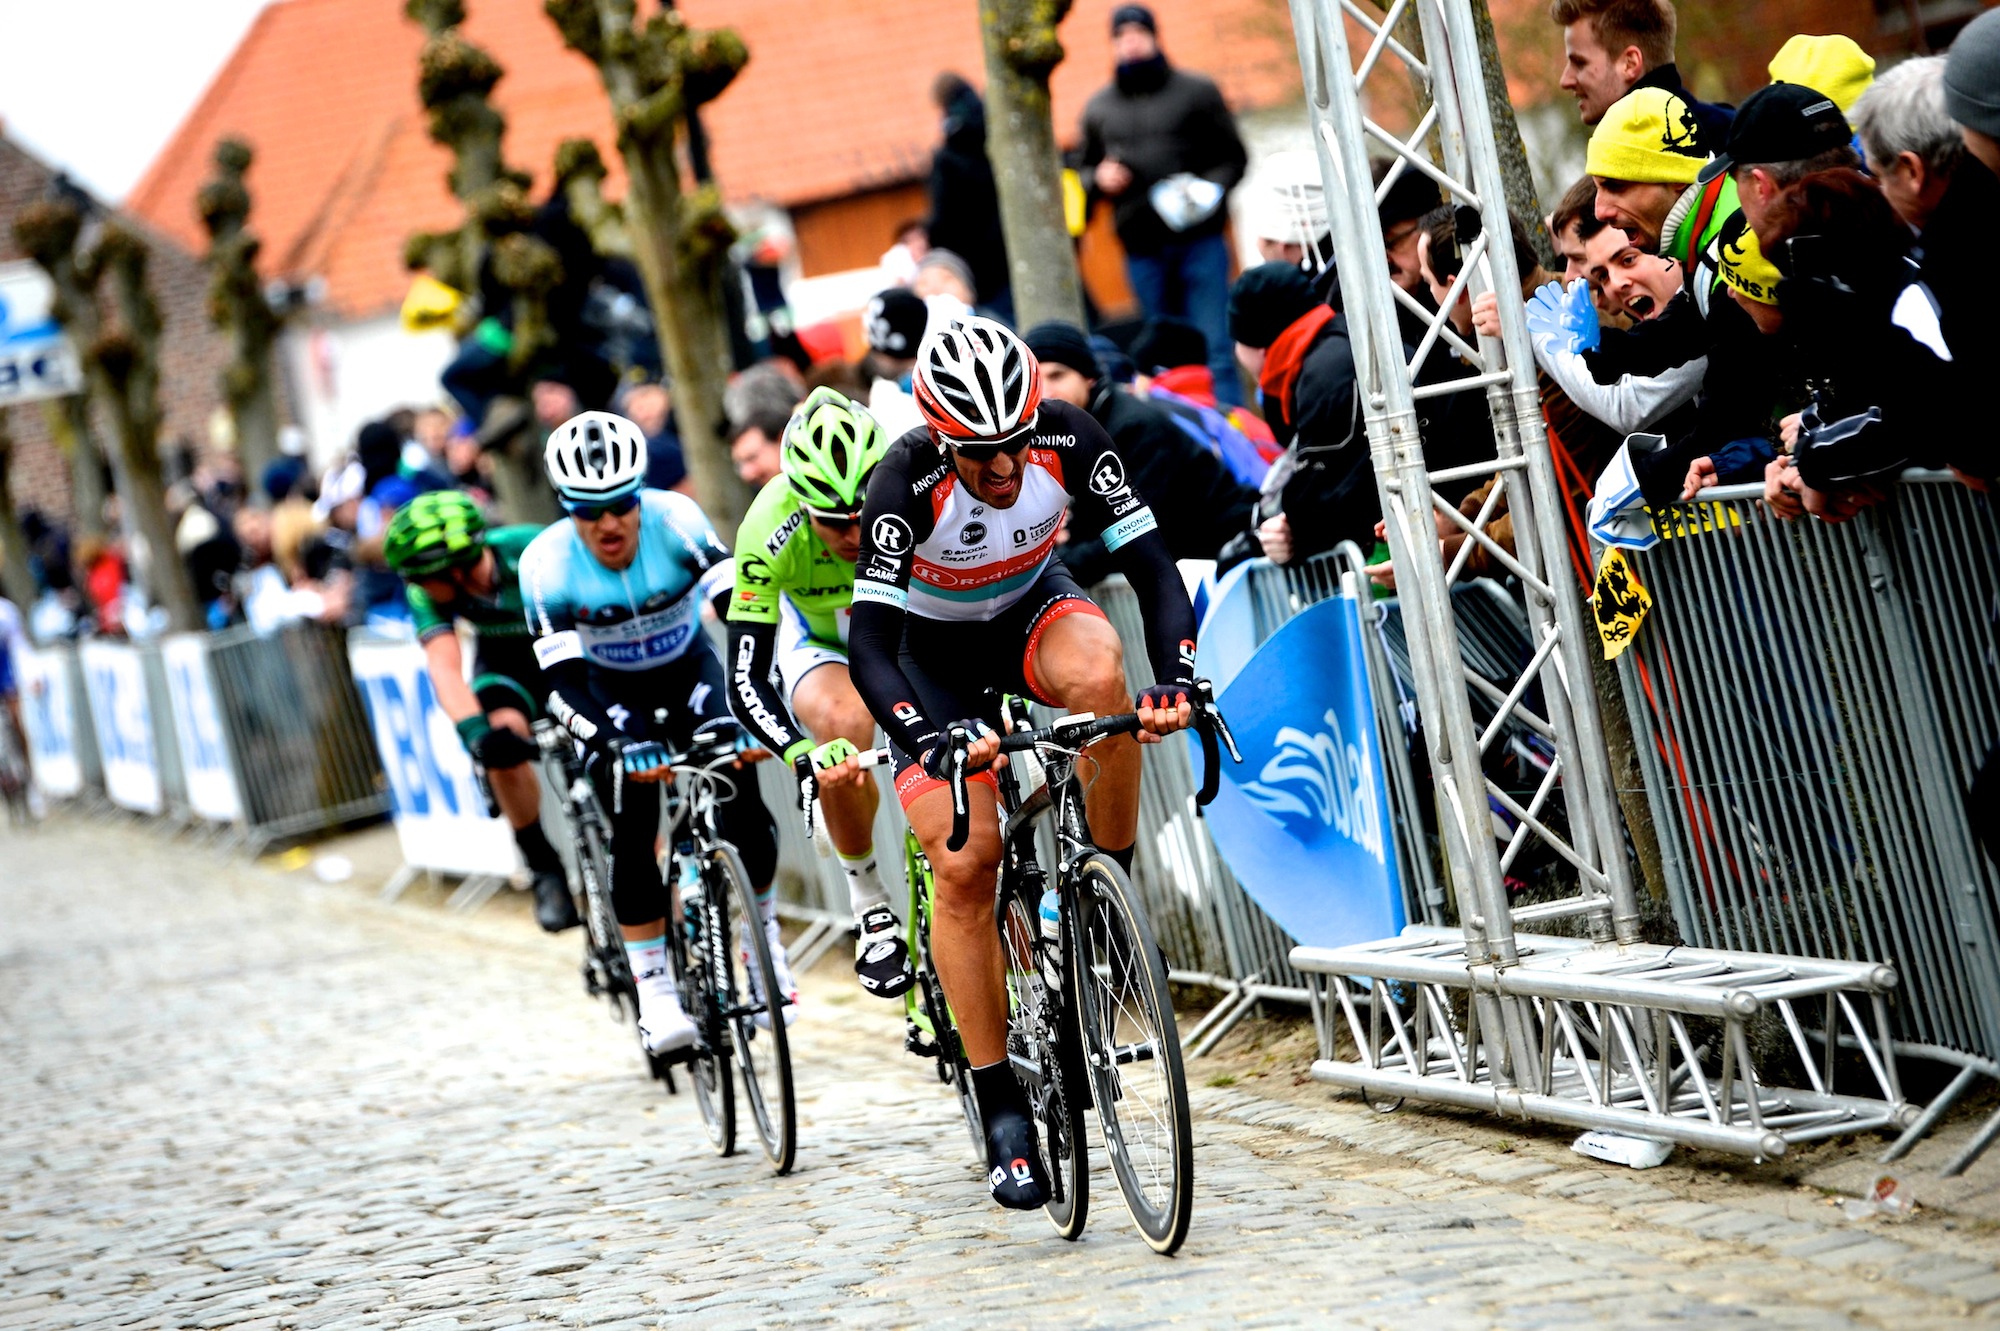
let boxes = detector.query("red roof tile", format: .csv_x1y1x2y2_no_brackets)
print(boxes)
127,0,1300,319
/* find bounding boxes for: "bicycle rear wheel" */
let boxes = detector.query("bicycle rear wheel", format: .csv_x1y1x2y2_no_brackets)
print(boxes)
909,839,983,1163
1072,854,1193,1255
713,844,796,1174
998,876,1088,1241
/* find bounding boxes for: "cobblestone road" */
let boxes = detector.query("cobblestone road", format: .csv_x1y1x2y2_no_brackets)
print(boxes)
6,820,2000,1329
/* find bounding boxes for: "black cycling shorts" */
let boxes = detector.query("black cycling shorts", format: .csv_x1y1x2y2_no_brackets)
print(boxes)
887,564,1106,805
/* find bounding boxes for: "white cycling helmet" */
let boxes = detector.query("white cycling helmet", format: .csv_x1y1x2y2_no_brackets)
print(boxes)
912,315,1042,448
545,410,648,504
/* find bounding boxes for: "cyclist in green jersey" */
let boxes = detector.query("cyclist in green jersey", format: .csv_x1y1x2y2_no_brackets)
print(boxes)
384,490,578,932
727,388,916,998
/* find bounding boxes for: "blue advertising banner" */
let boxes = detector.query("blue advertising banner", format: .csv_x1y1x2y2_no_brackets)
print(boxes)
80,640,162,815
162,634,243,823
347,635,519,877
1198,595,1404,948
17,644,82,796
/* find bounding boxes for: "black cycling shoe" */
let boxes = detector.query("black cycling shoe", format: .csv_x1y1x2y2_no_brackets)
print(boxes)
983,1108,1052,1210
854,904,916,999
532,870,581,933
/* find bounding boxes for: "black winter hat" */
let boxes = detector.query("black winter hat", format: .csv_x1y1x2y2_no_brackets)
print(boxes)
1111,4,1156,35
1227,263,1318,350
1022,321,1102,380
1130,317,1209,373
865,287,929,357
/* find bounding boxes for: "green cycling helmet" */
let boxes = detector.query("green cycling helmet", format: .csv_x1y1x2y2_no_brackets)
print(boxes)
384,489,488,579
781,387,889,514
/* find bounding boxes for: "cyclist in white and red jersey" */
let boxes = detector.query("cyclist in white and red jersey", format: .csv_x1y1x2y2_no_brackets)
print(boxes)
848,316,1199,1212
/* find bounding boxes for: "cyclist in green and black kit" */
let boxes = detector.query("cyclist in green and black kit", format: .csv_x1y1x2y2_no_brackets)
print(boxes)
727,388,915,998
383,490,579,933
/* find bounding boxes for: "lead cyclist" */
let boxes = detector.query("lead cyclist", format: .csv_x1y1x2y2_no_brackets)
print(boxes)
847,316,1199,1212
726,387,917,1000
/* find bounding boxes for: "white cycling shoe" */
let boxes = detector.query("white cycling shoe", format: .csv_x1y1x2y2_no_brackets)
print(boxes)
746,916,801,1030
635,974,697,1055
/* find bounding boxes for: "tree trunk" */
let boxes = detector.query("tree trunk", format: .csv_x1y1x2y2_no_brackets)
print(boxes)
0,410,39,612
1468,0,1552,267
94,226,200,633
978,0,1085,331
547,0,750,531
47,395,106,540
200,139,284,495
15,202,198,632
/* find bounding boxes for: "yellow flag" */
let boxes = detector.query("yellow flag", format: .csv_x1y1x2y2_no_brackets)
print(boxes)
1592,546,1652,660
1062,168,1088,238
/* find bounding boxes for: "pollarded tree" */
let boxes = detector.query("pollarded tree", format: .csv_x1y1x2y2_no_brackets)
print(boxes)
404,0,564,523
977,0,1086,330
553,138,630,259
546,0,750,529
198,138,284,493
14,201,200,632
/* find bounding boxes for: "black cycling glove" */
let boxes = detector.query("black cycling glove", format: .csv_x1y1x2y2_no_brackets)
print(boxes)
1136,681,1193,713
471,725,539,771
922,719,992,781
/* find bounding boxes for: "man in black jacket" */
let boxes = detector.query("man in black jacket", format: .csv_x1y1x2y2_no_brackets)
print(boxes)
1216,264,1376,570
1549,0,1731,148
926,74,1010,320
1023,322,1258,586
1081,4,1249,405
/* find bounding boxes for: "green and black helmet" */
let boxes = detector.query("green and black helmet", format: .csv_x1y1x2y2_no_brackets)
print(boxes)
781,387,889,515
383,489,488,579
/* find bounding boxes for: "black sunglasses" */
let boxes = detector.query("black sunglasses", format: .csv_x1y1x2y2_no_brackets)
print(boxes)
950,434,1033,464
564,492,641,522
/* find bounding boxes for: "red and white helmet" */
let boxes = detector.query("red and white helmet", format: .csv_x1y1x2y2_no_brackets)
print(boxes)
912,315,1042,448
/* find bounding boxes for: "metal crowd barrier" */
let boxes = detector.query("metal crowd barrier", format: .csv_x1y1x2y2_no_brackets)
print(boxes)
1622,474,2000,1168
205,623,391,852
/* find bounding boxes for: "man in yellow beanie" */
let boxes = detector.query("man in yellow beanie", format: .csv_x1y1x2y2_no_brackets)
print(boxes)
1587,86,1717,254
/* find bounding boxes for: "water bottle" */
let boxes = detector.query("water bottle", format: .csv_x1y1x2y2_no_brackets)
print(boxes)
1038,886,1063,990
677,842,702,939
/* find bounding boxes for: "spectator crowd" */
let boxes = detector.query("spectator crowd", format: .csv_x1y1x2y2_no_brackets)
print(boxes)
8,0,1998,657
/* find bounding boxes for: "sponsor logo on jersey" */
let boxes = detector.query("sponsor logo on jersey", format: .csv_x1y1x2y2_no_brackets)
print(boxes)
1088,451,1128,498
738,555,773,587
892,701,920,724
969,506,985,517
911,464,948,497
871,514,912,556
959,521,986,544
764,509,805,556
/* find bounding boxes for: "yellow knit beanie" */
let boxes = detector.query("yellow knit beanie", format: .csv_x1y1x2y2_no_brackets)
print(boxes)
1586,87,1709,185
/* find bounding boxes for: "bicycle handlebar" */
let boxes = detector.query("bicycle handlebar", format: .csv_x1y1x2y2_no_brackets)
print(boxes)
938,679,1241,853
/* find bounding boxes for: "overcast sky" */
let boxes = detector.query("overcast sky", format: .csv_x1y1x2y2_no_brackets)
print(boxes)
2,0,272,203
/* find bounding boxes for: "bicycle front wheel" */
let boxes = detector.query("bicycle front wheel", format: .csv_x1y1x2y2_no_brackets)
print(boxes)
713,844,796,1174
671,858,735,1157
998,877,1088,1241
1072,854,1193,1255
576,817,635,1025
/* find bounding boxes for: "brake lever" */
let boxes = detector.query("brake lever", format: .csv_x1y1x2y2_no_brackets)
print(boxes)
945,737,971,853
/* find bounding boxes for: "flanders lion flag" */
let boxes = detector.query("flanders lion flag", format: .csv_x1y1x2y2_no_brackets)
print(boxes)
1592,547,1652,660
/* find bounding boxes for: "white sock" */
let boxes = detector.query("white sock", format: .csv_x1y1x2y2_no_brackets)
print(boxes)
838,847,890,919
624,934,669,984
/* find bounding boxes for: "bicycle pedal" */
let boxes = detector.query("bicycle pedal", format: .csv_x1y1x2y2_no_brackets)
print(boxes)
904,1027,939,1059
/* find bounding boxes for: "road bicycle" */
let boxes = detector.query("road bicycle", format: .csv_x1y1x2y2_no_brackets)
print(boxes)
536,716,796,1174
801,683,1236,1253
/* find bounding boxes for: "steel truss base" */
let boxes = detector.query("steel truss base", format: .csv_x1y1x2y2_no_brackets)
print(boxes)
1295,928,1915,1160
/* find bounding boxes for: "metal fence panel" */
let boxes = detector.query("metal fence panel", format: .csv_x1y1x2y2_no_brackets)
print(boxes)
206,623,391,850
1622,478,2000,1068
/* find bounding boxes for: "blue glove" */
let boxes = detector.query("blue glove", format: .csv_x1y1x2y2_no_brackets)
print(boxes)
1525,280,1600,355
611,738,671,778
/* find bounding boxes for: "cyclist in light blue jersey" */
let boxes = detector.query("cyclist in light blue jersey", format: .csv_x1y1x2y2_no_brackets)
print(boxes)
521,411,786,1056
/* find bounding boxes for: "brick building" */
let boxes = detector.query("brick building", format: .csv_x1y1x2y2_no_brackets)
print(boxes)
0,134,237,527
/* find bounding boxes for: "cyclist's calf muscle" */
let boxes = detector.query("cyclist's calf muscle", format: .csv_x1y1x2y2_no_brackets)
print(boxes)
904,777,1011,1067
1027,610,1142,853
